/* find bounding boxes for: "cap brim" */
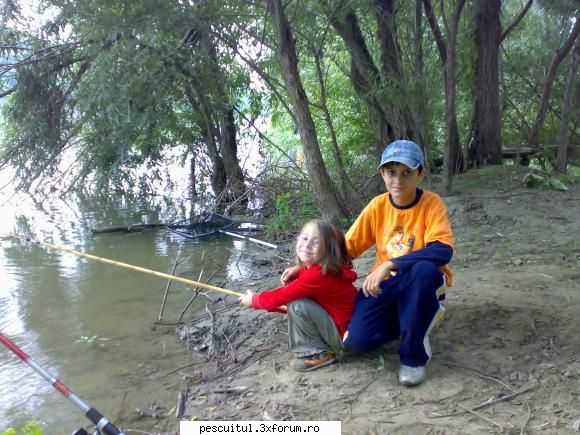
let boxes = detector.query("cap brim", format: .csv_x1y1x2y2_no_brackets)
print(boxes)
378,158,421,171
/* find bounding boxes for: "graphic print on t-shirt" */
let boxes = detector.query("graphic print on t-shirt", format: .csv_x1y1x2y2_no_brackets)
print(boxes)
385,225,416,259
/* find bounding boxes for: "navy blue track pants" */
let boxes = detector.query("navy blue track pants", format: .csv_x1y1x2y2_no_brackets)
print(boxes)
343,261,445,367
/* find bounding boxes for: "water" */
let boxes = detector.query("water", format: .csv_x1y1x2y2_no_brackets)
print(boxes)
0,191,264,433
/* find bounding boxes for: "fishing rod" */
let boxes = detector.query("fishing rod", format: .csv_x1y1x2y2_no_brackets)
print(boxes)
10,235,242,298
0,331,125,435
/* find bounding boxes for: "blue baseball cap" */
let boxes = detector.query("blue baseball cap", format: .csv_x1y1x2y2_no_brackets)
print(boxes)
378,139,425,170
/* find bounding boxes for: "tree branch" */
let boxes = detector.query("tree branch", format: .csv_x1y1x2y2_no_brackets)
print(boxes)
0,86,16,99
500,0,533,43
423,0,447,64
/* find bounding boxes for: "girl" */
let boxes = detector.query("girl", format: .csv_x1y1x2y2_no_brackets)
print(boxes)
239,219,357,372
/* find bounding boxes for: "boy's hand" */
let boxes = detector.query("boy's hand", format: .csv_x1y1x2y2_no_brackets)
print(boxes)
362,261,397,297
281,265,300,284
239,290,255,307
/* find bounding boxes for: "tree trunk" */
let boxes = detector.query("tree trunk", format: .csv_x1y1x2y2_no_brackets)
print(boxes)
329,3,422,155
527,19,580,148
442,0,466,194
556,34,580,172
329,8,389,157
189,155,198,198
313,51,360,211
200,32,248,209
185,85,227,198
423,0,464,175
219,106,248,210
269,0,347,224
414,0,424,76
469,0,502,167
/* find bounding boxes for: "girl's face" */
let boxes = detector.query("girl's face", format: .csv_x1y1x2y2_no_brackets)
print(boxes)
296,223,321,268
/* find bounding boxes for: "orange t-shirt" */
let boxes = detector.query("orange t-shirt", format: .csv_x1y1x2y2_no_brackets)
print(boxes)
345,189,454,286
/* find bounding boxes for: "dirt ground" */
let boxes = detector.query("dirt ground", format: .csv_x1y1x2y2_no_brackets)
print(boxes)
141,165,580,434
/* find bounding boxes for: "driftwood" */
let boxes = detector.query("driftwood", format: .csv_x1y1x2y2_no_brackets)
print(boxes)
92,223,167,233
92,216,266,234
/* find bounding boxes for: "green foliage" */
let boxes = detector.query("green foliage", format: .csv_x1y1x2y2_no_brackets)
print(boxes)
1,0,578,212
2,420,44,435
522,169,572,191
266,191,318,237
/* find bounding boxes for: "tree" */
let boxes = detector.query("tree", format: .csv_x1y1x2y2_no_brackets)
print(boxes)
469,0,534,167
556,33,579,172
269,0,347,224
327,1,424,181
423,0,466,185
0,0,249,209
469,0,503,167
526,17,580,147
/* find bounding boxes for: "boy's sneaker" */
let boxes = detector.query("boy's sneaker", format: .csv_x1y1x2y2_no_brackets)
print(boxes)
399,364,426,386
292,351,336,372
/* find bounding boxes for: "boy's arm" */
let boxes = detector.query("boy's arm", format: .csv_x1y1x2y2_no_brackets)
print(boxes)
390,241,453,272
345,198,378,259
364,242,452,297
391,195,454,272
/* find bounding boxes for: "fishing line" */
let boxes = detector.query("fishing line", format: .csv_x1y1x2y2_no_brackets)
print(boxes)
8,234,242,297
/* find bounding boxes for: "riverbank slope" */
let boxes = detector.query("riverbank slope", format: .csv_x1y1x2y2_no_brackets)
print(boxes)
146,165,580,434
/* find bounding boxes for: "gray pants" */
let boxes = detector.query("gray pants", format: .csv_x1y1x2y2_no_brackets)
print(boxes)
287,298,344,357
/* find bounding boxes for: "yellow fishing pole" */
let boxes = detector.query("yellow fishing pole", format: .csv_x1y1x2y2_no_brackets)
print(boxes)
9,235,242,297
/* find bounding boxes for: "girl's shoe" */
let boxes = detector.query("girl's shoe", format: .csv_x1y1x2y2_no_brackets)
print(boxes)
292,351,336,372
399,364,426,386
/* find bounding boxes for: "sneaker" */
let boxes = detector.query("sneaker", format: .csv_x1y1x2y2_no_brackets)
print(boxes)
399,364,426,386
292,351,336,372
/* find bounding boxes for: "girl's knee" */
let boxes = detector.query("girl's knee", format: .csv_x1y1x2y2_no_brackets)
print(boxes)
288,298,319,319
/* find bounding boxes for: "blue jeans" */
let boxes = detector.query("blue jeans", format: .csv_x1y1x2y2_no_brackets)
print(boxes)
343,261,445,367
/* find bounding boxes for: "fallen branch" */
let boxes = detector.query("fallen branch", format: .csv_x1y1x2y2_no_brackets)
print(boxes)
457,403,504,431
214,386,249,393
428,383,537,418
92,223,167,233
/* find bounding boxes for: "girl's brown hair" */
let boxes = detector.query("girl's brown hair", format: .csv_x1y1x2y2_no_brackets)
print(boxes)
295,219,352,275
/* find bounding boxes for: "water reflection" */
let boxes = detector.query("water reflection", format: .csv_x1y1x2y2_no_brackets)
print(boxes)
0,191,263,433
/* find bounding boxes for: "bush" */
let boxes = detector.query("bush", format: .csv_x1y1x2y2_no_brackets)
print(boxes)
2,421,44,435
266,191,318,238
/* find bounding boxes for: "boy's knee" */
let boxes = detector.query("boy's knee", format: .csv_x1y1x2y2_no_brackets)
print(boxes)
343,329,381,353
410,261,443,284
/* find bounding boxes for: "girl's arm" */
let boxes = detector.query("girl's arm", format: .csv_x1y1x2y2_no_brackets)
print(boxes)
281,265,301,284
253,268,324,311
239,290,255,307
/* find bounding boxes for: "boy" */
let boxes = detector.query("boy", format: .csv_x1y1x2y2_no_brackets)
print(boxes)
342,139,454,386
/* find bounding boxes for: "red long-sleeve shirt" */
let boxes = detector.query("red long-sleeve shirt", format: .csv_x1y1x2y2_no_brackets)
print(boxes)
251,263,358,336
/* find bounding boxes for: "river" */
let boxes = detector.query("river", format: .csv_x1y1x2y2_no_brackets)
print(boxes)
0,191,266,433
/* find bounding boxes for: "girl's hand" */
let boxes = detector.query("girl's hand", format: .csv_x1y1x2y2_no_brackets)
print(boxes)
281,265,300,284
362,261,397,297
239,290,255,307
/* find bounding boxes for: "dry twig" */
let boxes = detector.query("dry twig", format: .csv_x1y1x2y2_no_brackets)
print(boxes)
428,384,537,418
158,249,182,321
458,403,504,431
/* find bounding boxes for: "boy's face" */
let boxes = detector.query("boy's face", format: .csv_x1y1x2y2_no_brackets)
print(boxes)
380,162,425,206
